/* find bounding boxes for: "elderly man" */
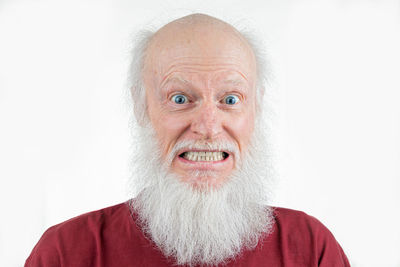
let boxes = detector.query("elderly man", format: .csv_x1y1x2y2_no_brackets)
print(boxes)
26,14,350,266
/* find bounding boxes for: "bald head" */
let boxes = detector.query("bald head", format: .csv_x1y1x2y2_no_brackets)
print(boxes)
144,14,257,88
148,13,253,52
146,14,255,58
128,14,267,126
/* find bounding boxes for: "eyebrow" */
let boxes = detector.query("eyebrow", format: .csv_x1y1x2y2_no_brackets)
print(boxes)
160,76,191,88
159,74,250,98
222,79,247,86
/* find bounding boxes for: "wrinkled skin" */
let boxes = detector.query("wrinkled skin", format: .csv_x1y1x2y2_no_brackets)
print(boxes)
143,14,258,188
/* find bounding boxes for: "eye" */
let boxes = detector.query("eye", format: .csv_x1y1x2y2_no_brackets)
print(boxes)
223,95,240,105
171,94,188,104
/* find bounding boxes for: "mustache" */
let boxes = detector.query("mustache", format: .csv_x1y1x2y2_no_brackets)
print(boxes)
166,139,240,164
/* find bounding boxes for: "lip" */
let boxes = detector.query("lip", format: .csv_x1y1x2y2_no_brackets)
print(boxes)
178,152,229,163
176,150,232,171
176,148,229,156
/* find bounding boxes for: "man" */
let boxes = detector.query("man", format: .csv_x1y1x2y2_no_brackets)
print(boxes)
26,14,350,266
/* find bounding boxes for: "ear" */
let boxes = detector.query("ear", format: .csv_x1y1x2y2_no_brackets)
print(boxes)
254,86,265,114
134,102,149,127
130,84,150,127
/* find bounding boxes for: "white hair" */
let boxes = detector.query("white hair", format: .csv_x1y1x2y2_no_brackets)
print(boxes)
126,29,154,126
128,114,274,266
126,14,271,126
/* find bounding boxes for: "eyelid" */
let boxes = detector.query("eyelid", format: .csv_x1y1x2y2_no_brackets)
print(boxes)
221,93,241,103
169,92,190,104
169,92,184,99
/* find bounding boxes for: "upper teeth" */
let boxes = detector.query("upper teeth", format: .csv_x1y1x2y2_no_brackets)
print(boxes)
183,151,224,161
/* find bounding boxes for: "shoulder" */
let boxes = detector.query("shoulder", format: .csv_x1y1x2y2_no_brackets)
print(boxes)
273,206,320,222
272,206,338,244
268,207,350,266
41,202,129,239
273,206,328,232
25,202,131,266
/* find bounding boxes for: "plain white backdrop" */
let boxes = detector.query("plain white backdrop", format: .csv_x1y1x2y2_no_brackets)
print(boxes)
0,0,399,266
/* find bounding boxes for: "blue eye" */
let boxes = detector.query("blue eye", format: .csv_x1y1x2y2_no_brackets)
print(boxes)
171,94,188,104
223,95,239,105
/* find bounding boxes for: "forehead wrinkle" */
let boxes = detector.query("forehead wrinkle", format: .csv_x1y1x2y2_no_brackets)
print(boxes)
160,75,191,89
225,79,244,85
160,70,250,92
160,64,250,83
159,54,250,71
220,79,247,87
163,62,246,73
156,55,254,92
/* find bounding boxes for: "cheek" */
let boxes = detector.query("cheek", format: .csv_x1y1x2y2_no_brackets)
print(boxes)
146,92,190,155
227,111,255,148
151,112,190,153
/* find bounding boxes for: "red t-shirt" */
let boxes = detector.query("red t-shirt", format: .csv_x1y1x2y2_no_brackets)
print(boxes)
25,202,350,266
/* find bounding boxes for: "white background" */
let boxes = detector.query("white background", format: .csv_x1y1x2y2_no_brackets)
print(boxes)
0,0,399,266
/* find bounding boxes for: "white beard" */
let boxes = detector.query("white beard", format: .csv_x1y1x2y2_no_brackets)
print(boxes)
128,116,275,266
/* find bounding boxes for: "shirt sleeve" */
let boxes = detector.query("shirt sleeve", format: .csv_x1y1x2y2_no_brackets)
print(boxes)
314,216,350,267
25,227,61,267
273,207,351,267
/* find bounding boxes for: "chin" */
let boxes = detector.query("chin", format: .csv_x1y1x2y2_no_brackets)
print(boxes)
178,170,230,191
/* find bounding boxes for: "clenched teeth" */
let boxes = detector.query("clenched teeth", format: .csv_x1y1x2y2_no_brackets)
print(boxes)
182,151,226,162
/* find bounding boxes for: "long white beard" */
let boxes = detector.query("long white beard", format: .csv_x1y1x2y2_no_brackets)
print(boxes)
128,116,275,266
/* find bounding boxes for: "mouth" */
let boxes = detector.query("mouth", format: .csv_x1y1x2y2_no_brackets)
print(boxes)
178,151,229,162
174,149,234,184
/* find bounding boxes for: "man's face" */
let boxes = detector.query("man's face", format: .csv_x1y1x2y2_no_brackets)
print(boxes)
143,20,257,188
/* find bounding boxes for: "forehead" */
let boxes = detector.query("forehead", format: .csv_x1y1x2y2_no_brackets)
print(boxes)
144,21,256,86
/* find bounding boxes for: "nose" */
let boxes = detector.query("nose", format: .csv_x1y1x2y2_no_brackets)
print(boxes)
190,101,223,139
